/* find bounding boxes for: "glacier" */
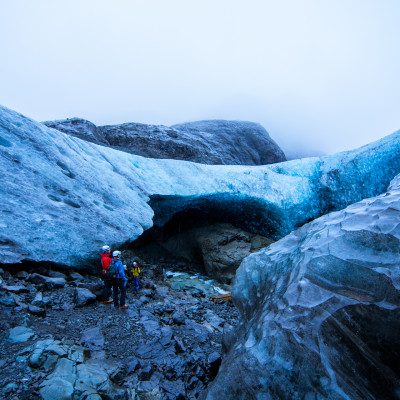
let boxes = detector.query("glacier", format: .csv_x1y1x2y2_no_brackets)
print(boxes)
2,104,400,398
1,104,400,271
203,174,400,400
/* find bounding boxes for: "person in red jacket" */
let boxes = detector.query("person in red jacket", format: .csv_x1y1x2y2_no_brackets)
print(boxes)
101,245,112,273
100,245,113,304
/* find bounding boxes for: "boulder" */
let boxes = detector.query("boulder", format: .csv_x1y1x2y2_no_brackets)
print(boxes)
76,282,103,297
160,379,186,399
73,287,97,307
28,273,66,289
171,311,186,326
136,380,162,400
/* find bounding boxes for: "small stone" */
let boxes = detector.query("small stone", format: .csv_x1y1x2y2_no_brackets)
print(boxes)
28,304,46,317
0,295,16,307
79,327,104,349
16,271,29,279
1,284,29,293
32,292,44,308
47,270,67,279
171,311,186,326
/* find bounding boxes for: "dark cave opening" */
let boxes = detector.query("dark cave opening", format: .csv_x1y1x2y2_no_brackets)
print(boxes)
127,193,279,280
148,192,286,238
128,208,221,274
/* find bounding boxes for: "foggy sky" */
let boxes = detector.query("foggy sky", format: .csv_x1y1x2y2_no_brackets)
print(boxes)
1,0,400,159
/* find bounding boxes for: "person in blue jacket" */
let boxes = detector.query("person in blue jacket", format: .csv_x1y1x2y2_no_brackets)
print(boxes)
110,250,128,309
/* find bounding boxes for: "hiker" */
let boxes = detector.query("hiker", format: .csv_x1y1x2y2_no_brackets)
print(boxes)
109,250,128,309
131,261,141,291
100,245,113,304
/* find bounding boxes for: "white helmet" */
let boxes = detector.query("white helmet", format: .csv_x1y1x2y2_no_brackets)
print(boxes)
102,245,110,252
132,262,137,266
113,250,121,258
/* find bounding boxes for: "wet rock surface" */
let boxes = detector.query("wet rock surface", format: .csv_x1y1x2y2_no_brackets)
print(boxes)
0,263,238,399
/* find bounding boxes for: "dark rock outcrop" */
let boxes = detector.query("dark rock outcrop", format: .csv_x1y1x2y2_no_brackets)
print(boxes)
171,120,286,165
43,118,287,165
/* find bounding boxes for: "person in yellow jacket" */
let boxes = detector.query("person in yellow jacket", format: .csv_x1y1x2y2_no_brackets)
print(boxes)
131,261,141,291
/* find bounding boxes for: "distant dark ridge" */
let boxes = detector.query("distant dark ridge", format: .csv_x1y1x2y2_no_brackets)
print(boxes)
43,118,286,166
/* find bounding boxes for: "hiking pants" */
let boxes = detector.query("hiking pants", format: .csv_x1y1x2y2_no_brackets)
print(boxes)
112,278,126,307
133,276,139,291
101,277,113,301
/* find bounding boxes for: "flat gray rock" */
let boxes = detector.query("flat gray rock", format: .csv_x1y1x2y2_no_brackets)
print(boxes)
28,273,66,289
80,327,105,350
8,326,35,343
39,377,74,400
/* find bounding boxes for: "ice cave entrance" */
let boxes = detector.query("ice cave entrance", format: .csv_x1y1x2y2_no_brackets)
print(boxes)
127,193,280,282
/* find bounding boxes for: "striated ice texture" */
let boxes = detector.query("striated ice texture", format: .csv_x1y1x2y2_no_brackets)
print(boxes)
1,103,400,271
204,174,400,400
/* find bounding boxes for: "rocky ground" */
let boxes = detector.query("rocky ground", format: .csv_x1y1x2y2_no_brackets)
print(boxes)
0,263,238,400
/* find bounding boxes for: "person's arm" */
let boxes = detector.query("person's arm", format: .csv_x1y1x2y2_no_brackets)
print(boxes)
116,261,125,278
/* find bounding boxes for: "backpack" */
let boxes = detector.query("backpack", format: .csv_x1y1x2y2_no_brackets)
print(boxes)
106,261,117,278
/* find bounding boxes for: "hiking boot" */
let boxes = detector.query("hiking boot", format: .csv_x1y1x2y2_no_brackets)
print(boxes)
120,305,129,309
101,299,113,304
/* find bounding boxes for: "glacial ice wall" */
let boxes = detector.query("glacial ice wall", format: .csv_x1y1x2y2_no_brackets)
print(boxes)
204,174,400,400
1,103,400,269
